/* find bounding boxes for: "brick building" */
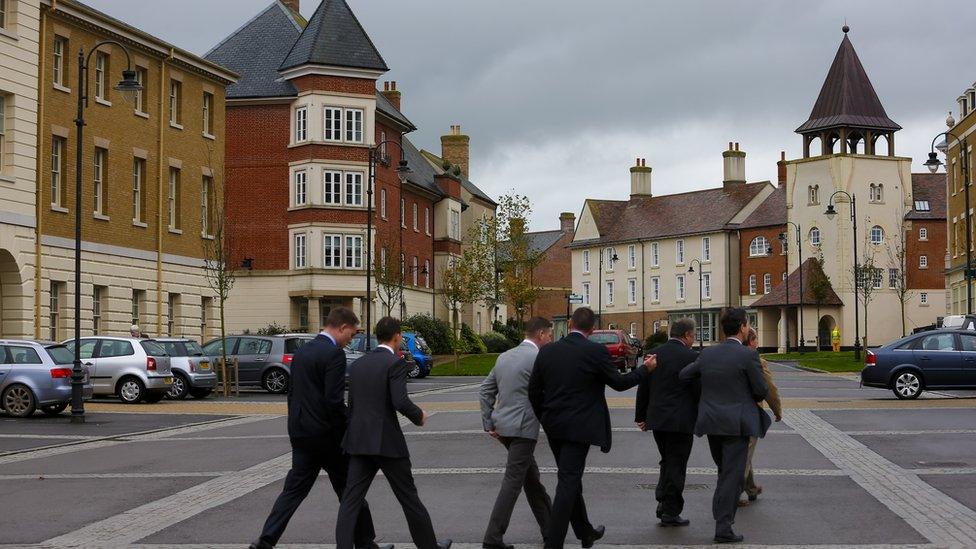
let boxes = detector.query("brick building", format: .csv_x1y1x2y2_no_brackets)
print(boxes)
207,0,497,333
944,80,976,315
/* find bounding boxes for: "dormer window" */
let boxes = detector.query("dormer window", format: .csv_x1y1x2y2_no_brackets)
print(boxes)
914,200,930,211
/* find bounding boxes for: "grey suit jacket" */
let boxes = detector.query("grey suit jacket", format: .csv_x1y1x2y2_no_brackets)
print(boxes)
479,340,541,440
678,338,771,438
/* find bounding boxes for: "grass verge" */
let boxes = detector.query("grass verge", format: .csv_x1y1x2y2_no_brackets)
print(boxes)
429,353,500,376
763,350,864,373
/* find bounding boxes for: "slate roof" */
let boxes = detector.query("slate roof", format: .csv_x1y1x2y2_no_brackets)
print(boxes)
401,138,445,198
498,230,565,262
737,186,786,230
906,173,947,221
279,0,389,72
419,150,497,206
376,91,415,130
795,32,901,134
205,2,304,99
572,182,770,246
752,258,844,307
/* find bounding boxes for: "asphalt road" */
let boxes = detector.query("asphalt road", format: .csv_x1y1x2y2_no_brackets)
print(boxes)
2,363,976,548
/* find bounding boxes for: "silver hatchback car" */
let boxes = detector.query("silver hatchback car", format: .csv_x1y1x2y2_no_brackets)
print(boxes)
0,340,93,417
63,337,173,404
156,338,217,400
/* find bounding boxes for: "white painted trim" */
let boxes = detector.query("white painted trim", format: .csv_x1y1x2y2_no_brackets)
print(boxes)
40,235,206,268
0,210,36,228
278,64,385,81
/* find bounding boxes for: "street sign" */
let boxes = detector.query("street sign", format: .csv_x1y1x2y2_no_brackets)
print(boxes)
568,294,584,304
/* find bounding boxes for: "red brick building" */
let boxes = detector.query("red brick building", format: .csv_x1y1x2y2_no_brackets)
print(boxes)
905,173,947,295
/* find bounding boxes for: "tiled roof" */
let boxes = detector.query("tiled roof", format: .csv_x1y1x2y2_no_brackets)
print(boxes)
752,258,844,307
375,91,415,131
737,186,786,229
401,138,445,198
906,173,947,220
205,2,303,99
419,150,497,206
795,33,900,134
279,0,388,72
498,230,565,262
578,182,770,245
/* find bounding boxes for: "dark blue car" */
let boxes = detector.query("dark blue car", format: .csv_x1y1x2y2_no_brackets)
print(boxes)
402,332,433,378
861,329,976,399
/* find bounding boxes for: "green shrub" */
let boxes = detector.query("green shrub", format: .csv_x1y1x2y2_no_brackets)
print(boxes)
256,322,288,336
493,320,522,347
403,314,453,354
460,323,487,354
644,330,668,350
481,331,514,353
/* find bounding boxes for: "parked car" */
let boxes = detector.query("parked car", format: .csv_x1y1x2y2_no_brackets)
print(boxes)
941,314,976,330
402,332,433,377
156,338,218,400
345,333,421,378
61,337,171,404
0,340,93,417
201,334,315,394
588,329,639,371
861,329,976,399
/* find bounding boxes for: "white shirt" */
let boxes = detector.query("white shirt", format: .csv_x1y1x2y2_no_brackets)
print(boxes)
319,331,337,346
522,339,539,350
378,344,396,355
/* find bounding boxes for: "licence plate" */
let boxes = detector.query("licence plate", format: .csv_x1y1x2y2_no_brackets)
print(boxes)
164,377,173,384
198,361,210,370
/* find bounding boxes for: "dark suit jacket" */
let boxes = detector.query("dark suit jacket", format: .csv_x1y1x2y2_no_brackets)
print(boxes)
678,338,772,438
635,339,700,434
343,347,424,458
529,331,646,452
286,334,348,441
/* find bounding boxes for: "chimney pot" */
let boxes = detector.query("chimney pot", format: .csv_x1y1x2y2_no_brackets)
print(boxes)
630,157,652,198
777,150,787,187
559,212,576,233
379,80,402,111
441,125,470,179
722,142,746,185
728,141,733,150
391,81,397,90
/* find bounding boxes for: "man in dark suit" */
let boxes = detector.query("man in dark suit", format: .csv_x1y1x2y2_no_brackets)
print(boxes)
679,308,771,544
529,307,657,549
250,307,388,549
635,317,700,527
336,317,451,549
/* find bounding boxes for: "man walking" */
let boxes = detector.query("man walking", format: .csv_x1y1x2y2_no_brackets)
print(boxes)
634,318,700,527
336,317,451,549
480,317,554,549
739,327,782,507
529,307,656,549
679,308,770,544
250,307,386,549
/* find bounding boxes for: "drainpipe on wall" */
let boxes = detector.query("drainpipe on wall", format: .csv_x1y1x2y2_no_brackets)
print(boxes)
34,2,52,338
640,240,646,339
156,49,173,335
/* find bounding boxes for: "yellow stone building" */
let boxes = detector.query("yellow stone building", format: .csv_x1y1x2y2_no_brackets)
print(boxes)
945,83,976,315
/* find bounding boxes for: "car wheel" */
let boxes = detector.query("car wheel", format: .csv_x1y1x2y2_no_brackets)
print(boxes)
117,377,145,404
41,402,69,416
189,388,212,399
407,362,422,379
892,371,923,400
2,384,37,418
167,373,190,400
143,392,165,404
263,368,289,394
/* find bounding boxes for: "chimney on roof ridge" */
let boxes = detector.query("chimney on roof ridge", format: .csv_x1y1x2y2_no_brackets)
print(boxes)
630,157,652,199
380,80,401,111
723,141,746,186
559,212,576,234
281,0,300,14
777,151,787,188
441,125,470,179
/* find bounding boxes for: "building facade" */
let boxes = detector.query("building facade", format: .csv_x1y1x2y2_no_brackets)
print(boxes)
945,81,976,315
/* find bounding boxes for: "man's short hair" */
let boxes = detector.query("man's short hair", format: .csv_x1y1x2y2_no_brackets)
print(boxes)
720,307,748,337
325,307,359,329
375,316,401,343
524,317,553,336
669,317,696,339
747,327,758,344
571,307,596,332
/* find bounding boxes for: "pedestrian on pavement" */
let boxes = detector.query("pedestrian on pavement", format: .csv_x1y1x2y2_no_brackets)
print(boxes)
129,325,145,338
250,307,387,549
678,307,770,544
479,316,555,549
336,317,451,549
739,327,783,507
528,307,657,549
634,317,700,528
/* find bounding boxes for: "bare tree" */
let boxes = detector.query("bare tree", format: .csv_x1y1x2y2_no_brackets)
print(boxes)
851,236,881,349
808,253,832,349
201,146,235,379
374,243,404,317
886,208,914,337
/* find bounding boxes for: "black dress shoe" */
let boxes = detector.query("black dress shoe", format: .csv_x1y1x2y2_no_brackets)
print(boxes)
249,541,273,549
581,525,605,548
656,501,664,518
482,543,514,549
659,515,690,527
437,540,453,549
714,532,744,543
362,545,394,549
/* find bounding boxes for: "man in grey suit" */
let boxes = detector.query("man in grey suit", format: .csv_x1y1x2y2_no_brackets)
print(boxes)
479,317,555,549
679,308,770,544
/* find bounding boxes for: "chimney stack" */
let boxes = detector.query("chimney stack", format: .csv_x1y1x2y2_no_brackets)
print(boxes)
280,0,300,14
630,157,652,198
380,80,401,111
559,212,576,234
722,141,746,186
777,151,787,187
441,125,470,179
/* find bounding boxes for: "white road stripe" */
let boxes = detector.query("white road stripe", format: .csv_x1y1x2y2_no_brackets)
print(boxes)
0,471,234,480
20,543,938,549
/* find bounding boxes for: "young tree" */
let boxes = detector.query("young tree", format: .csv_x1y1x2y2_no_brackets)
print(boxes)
808,254,832,349
374,243,404,317
201,146,235,385
492,194,542,328
440,245,487,372
886,209,913,337
851,249,880,349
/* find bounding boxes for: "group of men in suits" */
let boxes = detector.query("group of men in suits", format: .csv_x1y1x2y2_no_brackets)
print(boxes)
251,308,450,549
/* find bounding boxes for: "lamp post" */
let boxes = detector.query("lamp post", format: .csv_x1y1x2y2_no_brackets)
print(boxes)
924,123,971,314
70,41,142,423
780,221,804,353
688,258,704,349
597,247,618,328
824,191,860,361
367,141,411,350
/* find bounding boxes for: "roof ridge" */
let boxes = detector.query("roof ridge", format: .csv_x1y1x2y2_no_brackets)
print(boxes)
204,2,282,58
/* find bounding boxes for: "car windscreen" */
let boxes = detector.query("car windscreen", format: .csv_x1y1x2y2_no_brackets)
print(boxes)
140,341,168,356
45,345,75,365
185,341,205,356
285,338,312,354
160,341,188,357
415,336,431,354
588,333,620,344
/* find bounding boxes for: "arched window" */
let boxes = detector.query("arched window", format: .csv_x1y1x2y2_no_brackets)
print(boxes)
870,225,884,245
808,184,820,205
809,227,821,246
749,236,769,257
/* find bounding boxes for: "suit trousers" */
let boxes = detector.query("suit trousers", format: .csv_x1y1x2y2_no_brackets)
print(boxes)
259,437,375,547
483,436,552,545
545,438,596,549
742,436,761,498
706,435,750,536
651,431,694,518
336,454,437,549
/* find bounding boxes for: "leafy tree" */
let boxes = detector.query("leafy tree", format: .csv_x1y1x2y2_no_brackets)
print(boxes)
493,194,543,327
808,254,832,349
441,240,489,371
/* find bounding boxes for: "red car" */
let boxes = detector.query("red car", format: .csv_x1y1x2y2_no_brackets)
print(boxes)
588,330,639,371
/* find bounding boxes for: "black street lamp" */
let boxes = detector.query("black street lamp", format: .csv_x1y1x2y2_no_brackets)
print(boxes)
925,123,971,314
824,191,861,361
597,247,618,328
70,41,142,423
779,221,804,353
367,141,411,350
688,258,705,349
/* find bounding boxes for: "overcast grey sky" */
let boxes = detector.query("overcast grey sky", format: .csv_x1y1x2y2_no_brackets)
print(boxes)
85,0,975,230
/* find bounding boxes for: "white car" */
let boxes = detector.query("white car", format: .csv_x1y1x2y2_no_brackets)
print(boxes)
62,337,173,404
